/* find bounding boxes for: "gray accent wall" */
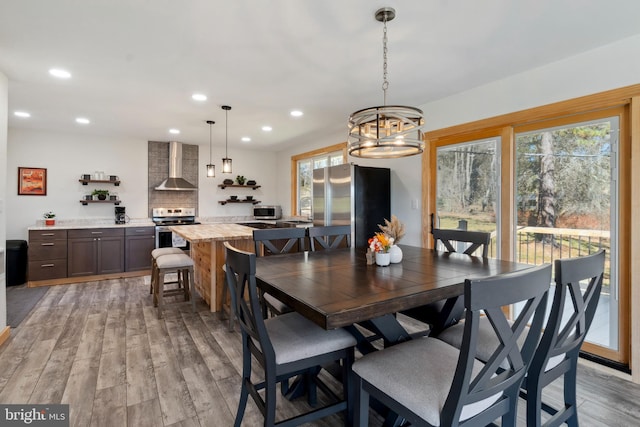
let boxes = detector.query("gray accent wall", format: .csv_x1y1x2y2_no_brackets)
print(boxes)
148,141,198,216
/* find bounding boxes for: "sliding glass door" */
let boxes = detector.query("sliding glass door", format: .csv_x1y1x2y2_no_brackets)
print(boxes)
435,137,500,258
515,114,620,356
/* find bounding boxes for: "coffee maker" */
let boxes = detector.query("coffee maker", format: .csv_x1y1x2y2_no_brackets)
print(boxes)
115,206,126,224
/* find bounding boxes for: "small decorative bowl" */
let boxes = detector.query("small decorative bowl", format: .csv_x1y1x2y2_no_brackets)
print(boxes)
245,195,254,201
246,180,257,186
230,195,238,200
223,179,234,185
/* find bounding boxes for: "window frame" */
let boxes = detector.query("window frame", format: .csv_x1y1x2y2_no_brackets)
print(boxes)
290,142,347,216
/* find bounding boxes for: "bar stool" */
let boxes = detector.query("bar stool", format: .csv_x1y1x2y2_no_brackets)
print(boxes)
153,253,196,318
150,247,185,294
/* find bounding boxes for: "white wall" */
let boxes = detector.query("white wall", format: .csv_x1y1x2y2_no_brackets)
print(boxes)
6,128,280,241
422,34,640,130
1,71,8,331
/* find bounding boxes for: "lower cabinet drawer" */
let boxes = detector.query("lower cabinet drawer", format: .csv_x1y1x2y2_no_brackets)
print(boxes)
29,259,68,281
29,240,68,261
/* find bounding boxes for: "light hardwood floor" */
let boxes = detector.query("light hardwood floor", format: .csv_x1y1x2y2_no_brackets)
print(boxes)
1,276,639,426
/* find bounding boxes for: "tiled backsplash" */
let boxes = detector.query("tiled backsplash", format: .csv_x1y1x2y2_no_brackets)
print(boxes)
148,141,199,216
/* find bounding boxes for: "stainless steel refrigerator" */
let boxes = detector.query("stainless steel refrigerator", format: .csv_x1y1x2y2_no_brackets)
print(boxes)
312,164,390,248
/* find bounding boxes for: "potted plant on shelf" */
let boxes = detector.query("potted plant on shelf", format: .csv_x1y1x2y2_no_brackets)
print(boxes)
43,211,56,226
92,189,110,200
236,175,246,185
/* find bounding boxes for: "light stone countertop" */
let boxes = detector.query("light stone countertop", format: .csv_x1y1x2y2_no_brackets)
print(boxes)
169,223,254,242
28,218,155,231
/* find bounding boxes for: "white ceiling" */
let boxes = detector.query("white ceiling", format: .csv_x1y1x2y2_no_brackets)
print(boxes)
2,0,640,151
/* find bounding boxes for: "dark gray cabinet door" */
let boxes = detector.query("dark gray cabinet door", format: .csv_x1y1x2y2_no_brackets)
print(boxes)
68,228,125,276
98,235,125,274
125,231,155,272
67,237,96,277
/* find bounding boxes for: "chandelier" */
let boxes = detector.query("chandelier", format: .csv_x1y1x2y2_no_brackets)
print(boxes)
348,7,424,158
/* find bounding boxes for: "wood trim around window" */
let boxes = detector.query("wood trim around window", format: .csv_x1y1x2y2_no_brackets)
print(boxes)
422,85,640,372
290,142,347,216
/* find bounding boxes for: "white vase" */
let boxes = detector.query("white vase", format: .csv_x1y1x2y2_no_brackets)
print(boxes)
375,252,391,267
389,245,403,263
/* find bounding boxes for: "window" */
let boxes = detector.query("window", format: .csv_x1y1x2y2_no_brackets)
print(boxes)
424,86,638,367
515,115,619,350
291,143,346,217
436,137,500,257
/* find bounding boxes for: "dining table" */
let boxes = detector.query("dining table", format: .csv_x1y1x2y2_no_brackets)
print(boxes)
255,244,534,350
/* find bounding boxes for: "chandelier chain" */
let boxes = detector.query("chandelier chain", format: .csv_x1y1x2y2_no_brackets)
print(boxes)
382,15,389,105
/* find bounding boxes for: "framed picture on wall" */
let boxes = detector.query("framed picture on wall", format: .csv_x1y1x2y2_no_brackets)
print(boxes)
18,167,47,196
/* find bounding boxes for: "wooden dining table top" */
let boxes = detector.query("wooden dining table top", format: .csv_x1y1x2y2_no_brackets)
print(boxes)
255,245,533,330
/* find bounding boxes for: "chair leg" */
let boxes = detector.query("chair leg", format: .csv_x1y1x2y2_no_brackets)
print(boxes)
157,271,165,319
344,350,355,426
234,378,249,427
355,376,369,427
526,379,544,427
565,358,579,427
188,267,196,313
265,370,278,426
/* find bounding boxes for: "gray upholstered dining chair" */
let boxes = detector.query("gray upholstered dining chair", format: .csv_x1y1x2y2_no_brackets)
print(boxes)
438,250,605,426
353,264,551,427
521,249,604,427
308,225,351,251
224,242,356,427
253,227,307,317
401,228,492,337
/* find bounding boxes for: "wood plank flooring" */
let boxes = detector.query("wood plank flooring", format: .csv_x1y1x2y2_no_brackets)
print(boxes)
1,276,639,426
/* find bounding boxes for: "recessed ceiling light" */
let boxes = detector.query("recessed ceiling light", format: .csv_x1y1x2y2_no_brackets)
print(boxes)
192,93,207,101
49,68,71,79
262,126,272,132
290,110,303,117
169,128,180,134
76,117,90,124
14,111,31,118
241,137,251,142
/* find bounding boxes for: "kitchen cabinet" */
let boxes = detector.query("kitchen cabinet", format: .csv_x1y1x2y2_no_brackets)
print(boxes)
28,229,68,281
67,228,125,277
125,226,155,271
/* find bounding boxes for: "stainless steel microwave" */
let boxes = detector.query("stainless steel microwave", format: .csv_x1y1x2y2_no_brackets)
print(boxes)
253,205,282,220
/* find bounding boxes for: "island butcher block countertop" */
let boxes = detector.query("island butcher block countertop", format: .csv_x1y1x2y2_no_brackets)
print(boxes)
169,223,254,242
169,223,255,312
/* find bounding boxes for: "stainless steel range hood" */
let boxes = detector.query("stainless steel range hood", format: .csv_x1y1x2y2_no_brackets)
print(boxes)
155,141,197,191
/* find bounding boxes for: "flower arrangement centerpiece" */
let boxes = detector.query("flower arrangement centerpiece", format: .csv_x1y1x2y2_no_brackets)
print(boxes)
378,215,405,263
368,232,393,253
43,211,56,226
368,232,394,266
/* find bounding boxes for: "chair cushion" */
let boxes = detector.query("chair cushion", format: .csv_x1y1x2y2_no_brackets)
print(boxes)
152,247,184,259
156,253,194,269
352,337,501,426
263,292,291,314
264,312,356,365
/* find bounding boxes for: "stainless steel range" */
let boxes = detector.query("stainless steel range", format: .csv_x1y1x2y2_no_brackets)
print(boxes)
152,207,199,250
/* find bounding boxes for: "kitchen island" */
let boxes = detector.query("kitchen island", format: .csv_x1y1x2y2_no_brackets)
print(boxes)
169,223,254,312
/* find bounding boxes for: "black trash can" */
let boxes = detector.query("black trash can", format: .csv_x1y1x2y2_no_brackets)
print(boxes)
6,240,28,286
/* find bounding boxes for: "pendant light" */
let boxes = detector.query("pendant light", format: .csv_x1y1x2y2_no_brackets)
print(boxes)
206,120,215,177
221,105,232,173
347,7,425,158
